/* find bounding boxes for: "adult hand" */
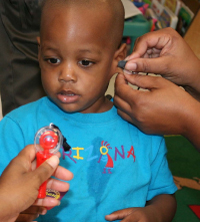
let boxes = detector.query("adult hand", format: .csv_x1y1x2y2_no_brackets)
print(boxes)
124,27,200,101
114,73,200,151
15,206,46,222
0,145,73,222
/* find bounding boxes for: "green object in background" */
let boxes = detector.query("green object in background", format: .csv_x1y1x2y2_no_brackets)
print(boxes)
123,14,151,52
165,135,200,221
142,0,152,6
179,7,193,26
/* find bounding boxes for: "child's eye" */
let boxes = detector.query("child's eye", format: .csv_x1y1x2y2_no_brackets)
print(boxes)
79,60,94,67
46,58,61,64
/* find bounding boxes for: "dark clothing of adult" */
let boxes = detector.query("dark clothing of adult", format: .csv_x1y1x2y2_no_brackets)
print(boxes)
0,0,45,116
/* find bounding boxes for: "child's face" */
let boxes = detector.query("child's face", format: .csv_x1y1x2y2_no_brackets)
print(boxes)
38,5,124,113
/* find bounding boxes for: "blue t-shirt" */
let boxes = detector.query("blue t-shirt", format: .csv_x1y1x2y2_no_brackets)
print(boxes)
0,97,177,222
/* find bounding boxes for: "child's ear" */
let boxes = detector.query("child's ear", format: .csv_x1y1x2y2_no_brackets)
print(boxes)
112,43,127,73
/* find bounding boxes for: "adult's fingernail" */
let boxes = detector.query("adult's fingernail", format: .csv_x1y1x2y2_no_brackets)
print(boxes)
46,155,59,168
123,69,132,75
126,62,137,71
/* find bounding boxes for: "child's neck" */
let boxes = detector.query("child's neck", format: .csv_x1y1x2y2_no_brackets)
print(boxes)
81,96,113,114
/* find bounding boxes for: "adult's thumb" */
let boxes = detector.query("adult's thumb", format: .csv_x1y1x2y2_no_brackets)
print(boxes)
125,57,167,75
33,155,60,186
45,155,60,169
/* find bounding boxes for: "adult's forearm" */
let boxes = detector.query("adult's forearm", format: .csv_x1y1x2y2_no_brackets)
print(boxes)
182,98,200,151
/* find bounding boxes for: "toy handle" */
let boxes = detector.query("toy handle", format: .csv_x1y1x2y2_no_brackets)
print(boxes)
36,152,53,198
35,124,62,199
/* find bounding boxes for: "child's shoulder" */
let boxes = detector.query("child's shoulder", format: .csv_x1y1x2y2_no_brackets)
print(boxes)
4,97,48,121
115,107,165,148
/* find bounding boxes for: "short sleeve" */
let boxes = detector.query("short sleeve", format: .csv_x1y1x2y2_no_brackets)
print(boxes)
147,137,177,200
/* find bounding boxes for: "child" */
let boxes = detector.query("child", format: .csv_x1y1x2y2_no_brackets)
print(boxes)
0,0,177,221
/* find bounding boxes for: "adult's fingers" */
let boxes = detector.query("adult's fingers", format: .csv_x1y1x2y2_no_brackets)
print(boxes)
125,56,171,75
114,92,132,114
124,74,163,91
31,151,61,171
115,74,158,104
21,206,46,215
53,165,74,181
34,197,60,207
47,178,70,192
31,155,60,187
12,145,36,172
117,109,134,124
129,27,174,60
114,73,137,104
16,206,45,222
16,213,39,222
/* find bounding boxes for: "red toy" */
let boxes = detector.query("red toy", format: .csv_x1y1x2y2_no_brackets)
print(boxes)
35,124,63,198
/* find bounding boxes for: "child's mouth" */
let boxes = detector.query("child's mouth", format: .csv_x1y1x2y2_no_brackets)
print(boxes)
57,90,79,103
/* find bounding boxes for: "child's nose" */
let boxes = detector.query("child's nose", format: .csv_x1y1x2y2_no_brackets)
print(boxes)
58,64,77,83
